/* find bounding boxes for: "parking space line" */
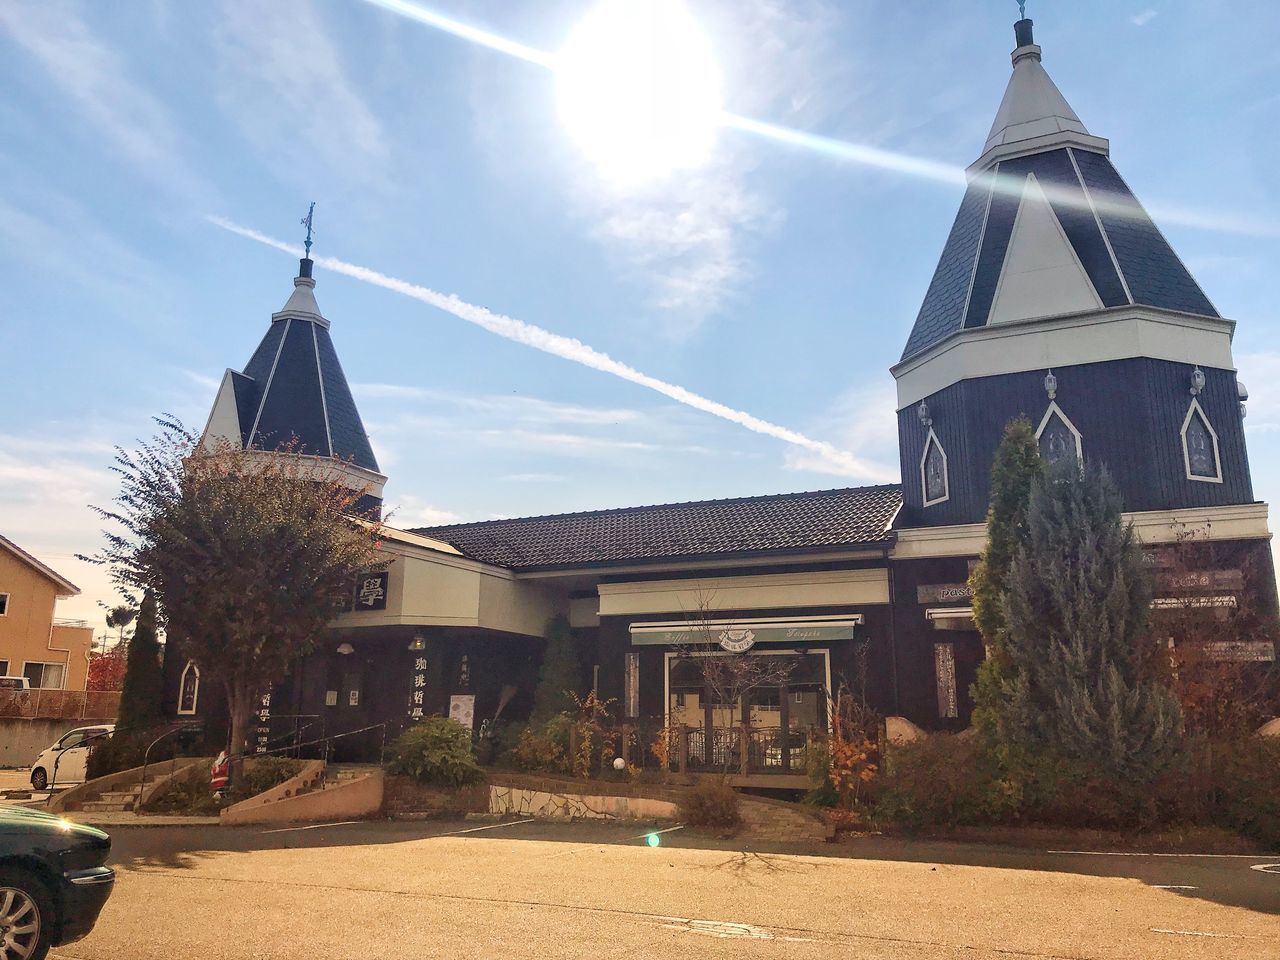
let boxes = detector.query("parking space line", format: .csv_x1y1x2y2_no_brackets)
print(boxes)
259,820,364,834
1049,849,1279,859
433,818,536,837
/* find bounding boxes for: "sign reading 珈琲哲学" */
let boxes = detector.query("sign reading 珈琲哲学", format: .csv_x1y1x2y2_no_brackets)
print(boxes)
917,583,975,605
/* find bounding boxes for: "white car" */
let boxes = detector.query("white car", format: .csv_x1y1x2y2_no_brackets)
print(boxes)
29,724,115,791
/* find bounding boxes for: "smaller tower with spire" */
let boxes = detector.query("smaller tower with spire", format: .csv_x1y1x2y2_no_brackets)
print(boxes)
200,208,386,515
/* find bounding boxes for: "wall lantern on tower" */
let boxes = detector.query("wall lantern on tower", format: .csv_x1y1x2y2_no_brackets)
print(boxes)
1189,366,1206,397
1044,369,1058,400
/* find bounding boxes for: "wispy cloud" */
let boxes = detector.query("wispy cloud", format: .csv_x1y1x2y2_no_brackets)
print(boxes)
784,381,901,483
0,189,171,316
214,0,385,181
501,473,567,484
383,493,464,528
354,383,643,426
1130,9,1158,27
0,0,207,200
1239,352,1280,434
573,0,845,327
210,217,885,481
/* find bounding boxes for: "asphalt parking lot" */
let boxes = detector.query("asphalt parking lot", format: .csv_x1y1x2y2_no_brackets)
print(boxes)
43,818,1280,960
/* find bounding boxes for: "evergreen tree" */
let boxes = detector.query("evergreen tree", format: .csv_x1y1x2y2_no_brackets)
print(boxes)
969,418,1042,738
88,591,167,779
529,614,580,726
117,590,165,732
998,463,1184,815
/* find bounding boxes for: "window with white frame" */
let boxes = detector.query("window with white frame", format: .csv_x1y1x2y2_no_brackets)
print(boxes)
920,429,949,506
22,661,66,690
1181,398,1222,483
0,593,8,616
1035,401,1083,467
0,660,9,676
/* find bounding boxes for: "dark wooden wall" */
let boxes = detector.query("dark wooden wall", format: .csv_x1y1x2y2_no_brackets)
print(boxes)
898,358,1254,527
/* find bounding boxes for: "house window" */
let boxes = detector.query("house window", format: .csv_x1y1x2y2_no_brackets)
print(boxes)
920,429,950,506
1181,399,1222,483
0,593,8,616
23,662,66,690
0,660,9,676
178,661,201,715
1036,402,1083,466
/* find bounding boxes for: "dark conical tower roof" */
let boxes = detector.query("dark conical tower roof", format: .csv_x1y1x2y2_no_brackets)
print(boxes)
202,257,381,477
900,19,1218,362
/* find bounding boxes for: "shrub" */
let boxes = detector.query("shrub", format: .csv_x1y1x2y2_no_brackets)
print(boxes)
1199,737,1280,849
510,715,571,774
680,777,741,829
229,756,303,802
387,718,484,788
875,734,1019,830
143,771,222,817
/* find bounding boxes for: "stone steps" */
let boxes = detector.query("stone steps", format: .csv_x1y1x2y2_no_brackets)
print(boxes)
80,800,134,813
736,797,833,844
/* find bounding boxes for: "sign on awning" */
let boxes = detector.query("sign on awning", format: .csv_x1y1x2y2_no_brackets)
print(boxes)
630,617,860,648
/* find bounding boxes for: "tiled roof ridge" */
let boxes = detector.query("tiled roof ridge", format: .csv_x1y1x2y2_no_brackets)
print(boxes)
410,483,903,533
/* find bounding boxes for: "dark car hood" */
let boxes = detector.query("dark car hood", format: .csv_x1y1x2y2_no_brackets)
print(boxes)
0,804,109,842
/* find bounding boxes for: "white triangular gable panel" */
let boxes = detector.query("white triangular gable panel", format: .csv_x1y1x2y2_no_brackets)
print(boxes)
988,173,1102,326
202,369,245,448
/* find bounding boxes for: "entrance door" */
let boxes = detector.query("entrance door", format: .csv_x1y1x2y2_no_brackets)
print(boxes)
666,650,829,773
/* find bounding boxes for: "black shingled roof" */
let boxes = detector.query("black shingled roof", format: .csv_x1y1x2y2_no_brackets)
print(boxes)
900,147,1219,362
237,316,379,472
410,485,903,570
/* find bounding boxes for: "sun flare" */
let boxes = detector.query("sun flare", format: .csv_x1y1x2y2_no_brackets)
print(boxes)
555,0,723,183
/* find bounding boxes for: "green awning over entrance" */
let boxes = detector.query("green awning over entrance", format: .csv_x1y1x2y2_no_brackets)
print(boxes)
630,617,860,650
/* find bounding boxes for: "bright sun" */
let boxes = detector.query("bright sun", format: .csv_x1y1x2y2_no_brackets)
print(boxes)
555,0,723,183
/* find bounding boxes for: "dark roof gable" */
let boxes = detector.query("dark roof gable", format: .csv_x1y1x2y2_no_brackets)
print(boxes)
901,148,1219,361
410,485,902,570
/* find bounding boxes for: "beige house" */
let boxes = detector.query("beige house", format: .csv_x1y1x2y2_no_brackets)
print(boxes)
0,534,93,691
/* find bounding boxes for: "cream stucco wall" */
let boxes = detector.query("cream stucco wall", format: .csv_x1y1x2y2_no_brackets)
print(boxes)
597,569,890,618
334,534,562,637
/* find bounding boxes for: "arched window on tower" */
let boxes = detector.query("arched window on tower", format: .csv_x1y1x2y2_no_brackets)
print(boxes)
178,661,201,716
1181,399,1222,483
920,429,949,506
1035,402,1083,467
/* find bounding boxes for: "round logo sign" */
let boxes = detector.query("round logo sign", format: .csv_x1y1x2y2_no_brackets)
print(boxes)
718,629,757,653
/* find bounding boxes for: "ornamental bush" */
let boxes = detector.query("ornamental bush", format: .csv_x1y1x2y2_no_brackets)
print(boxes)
875,734,1019,830
680,777,741,829
387,718,484,788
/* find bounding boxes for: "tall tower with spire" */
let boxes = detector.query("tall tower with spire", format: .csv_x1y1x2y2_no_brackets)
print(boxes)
200,225,386,516
892,17,1255,529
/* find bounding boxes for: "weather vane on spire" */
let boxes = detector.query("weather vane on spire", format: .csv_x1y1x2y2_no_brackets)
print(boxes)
301,201,316,258
1017,0,1027,17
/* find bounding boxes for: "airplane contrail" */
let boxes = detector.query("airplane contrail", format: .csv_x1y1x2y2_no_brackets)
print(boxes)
207,216,893,483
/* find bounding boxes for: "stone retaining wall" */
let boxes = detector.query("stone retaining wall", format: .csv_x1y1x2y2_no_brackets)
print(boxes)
489,785,679,821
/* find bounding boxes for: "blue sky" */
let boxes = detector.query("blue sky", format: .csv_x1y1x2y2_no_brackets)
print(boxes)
2,0,1278,630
